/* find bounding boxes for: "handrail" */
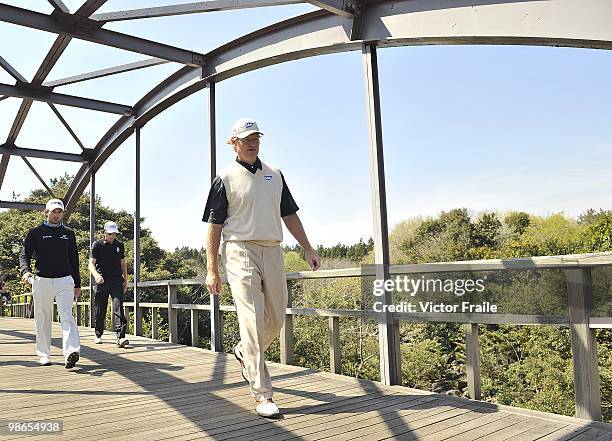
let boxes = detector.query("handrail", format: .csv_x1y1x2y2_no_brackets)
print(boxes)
6,250,612,421
113,251,612,288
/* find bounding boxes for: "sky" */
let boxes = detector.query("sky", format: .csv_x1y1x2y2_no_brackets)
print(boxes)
1,0,611,251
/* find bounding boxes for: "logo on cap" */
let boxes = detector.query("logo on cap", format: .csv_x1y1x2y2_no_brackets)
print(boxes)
244,122,254,128
45,198,65,212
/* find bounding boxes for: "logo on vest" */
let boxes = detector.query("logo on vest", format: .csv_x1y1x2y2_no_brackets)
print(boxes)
264,175,272,181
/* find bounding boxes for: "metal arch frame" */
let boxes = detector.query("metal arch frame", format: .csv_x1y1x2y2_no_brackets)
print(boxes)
63,0,612,213
0,3,206,66
4,0,612,205
0,0,110,193
2,0,612,404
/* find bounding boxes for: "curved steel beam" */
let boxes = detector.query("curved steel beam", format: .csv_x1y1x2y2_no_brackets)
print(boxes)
91,0,306,22
63,0,612,213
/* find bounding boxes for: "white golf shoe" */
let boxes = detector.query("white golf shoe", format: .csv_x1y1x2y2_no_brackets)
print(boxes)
255,398,280,418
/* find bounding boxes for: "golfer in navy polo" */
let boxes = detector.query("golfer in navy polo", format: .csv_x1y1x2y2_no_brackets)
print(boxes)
19,198,81,368
88,221,129,348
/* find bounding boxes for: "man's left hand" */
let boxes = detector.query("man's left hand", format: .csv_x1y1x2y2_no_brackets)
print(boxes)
74,288,82,299
305,249,321,271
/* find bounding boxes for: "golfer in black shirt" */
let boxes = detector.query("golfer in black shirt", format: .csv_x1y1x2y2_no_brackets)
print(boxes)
19,199,81,368
88,221,129,348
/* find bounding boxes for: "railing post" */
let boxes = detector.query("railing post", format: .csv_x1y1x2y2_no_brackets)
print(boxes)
466,323,482,400
210,293,222,352
167,284,178,344
151,307,158,340
76,302,81,326
191,309,199,347
329,316,341,374
280,281,294,365
566,267,602,421
124,305,131,334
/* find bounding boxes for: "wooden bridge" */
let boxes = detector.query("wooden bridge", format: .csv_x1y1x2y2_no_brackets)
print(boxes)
2,317,611,440
4,252,612,439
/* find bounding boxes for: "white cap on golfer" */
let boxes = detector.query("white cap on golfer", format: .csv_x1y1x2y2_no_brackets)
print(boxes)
45,199,64,212
104,221,119,234
227,118,263,143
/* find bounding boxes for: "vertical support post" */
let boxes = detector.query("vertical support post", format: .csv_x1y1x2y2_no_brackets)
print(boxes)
362,44,400,386
151,307,158,339
28,296,33,319
210,293,223,351
208,80,216,181
167,284,178,344
280,281,294,365
89,170,96,328
207,80,223,352
134,127,142,336
566,268,602,421
329,316,341,374
124,305,131,334
190,309,199,347
466,323,482,400
76,303,81,326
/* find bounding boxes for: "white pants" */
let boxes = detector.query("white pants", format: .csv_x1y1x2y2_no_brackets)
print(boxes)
32,276,80,360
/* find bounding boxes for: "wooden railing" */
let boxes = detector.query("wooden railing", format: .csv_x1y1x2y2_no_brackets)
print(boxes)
6,251,612,422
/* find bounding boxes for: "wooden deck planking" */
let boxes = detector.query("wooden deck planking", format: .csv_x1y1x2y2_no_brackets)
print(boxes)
2,317,611,441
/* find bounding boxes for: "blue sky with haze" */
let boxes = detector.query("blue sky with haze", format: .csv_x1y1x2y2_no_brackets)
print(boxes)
1,0,611,250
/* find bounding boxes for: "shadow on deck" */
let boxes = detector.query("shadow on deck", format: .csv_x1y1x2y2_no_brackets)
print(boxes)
1,318,611,440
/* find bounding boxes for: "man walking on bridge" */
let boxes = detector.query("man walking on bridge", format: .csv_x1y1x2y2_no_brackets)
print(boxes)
89,221,129,348
203,118,320,418
19,199,81,369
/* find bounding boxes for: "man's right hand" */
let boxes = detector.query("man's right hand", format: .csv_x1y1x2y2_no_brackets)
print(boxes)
95,274,104,284
21,272,32,284
206,271,222,295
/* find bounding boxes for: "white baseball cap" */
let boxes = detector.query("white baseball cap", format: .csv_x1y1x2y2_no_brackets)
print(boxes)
104,221,119,234
228,118,263,143
45,198,64,212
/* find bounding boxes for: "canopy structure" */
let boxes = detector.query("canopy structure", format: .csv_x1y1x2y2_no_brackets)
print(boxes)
1,0,612,397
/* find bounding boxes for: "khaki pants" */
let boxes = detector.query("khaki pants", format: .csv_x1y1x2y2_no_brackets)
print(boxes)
223,241,288,401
